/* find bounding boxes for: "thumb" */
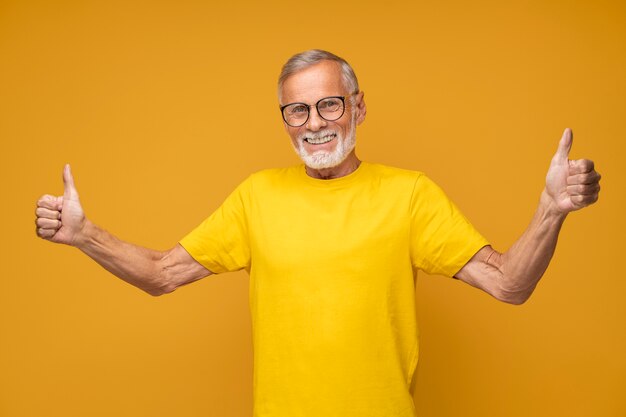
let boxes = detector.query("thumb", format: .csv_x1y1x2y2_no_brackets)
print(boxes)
553,128,573,163
63,163,79,200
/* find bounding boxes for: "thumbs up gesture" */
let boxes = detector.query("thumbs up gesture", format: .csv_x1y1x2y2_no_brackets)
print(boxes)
545,128,601,214
35,164,86,245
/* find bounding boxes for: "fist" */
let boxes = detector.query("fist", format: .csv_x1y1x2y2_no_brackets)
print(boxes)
545,128,601,214
35,164,85,245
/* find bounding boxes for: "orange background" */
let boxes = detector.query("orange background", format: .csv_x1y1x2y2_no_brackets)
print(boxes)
1,0,624,416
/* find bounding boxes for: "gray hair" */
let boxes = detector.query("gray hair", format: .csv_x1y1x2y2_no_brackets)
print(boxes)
277,49,360,102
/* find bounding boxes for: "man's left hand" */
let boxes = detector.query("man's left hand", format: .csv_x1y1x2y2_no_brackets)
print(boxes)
545,128,601,214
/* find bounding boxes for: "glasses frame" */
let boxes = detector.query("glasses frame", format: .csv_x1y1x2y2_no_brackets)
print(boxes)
280,95,347,127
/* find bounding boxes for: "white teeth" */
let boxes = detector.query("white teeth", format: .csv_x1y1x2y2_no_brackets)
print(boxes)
305,134,335,144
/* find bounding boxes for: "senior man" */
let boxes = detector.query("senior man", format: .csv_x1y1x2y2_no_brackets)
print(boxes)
35,49,601,416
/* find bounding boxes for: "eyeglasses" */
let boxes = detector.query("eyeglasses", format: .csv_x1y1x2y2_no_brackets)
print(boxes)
280,96,347,127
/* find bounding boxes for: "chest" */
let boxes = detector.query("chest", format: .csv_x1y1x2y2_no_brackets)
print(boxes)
247,186,413,272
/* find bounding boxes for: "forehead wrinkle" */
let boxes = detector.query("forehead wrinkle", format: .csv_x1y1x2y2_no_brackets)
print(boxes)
280,61,346,105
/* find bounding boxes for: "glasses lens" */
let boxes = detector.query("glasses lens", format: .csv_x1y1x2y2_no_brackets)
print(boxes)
283,103,309,127
317,97,344,121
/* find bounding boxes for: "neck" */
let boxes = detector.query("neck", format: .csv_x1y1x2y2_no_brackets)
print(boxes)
305,151,361,180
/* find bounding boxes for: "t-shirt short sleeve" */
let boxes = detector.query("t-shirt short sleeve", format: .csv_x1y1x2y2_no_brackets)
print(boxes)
410,174,489,277
178,177,252,274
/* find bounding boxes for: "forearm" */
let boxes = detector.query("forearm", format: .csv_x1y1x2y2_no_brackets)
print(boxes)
458,129,600,304
495,189,567,303
74,219,170,296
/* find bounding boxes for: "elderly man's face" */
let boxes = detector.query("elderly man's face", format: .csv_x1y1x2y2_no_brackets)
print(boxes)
280,60,365,171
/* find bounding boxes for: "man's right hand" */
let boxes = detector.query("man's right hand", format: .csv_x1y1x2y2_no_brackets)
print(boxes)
35,164,86,246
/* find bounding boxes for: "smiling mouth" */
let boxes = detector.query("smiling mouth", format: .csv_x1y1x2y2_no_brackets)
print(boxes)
304,133,336,145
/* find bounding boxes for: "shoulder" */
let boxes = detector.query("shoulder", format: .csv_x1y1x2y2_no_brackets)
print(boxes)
232,165,304,196
362,162,427,188
364,162,423,178
249,165,299,179
247,165,302,185
363,164,452,208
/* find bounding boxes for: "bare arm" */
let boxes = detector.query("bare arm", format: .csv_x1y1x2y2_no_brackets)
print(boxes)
455,192,566,304
75,222,211,295
35,165,212,296
455,128,601,304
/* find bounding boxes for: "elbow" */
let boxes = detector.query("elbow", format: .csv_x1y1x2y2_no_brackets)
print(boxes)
499,294,530,305
145,252,179,296
494,284,535,305
145,288,163,297
146,278,178,297
145,285,175,297
144,272,178,297
491,267,539,305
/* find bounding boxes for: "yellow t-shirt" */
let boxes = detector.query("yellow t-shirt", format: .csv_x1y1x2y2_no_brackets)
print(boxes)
180,162,488,417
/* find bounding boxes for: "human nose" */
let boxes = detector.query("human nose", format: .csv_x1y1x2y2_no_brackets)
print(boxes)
305,106,327,131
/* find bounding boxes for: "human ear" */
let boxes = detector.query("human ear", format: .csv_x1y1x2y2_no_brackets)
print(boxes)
355,91,367,125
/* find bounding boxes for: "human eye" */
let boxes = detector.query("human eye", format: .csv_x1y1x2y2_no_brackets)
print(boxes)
319,97,341,111
288,104,308,116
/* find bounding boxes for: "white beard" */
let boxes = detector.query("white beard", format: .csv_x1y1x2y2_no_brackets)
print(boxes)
293,114,357,170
